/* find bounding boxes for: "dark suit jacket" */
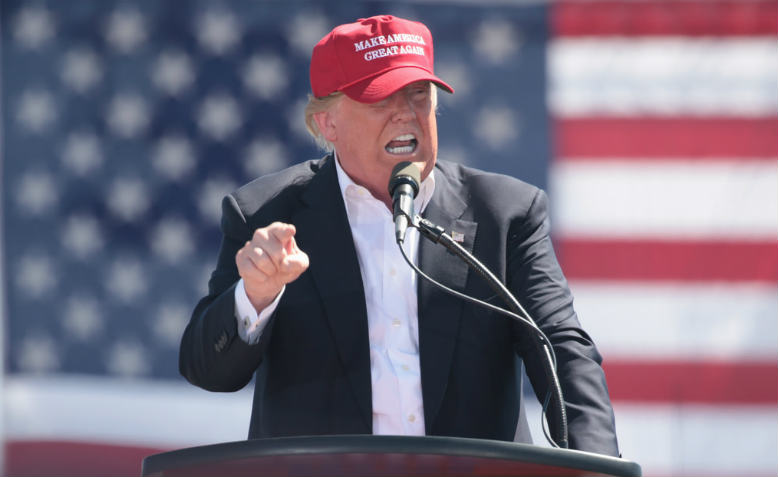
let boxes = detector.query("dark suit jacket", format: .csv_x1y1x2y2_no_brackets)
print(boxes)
179,155,619,456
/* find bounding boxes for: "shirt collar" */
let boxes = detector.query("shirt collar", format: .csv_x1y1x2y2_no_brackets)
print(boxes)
333,151,436,216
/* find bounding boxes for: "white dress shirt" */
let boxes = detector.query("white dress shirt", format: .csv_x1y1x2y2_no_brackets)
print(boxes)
233,156,435,435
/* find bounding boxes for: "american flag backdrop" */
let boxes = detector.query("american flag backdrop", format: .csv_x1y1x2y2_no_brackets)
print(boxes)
1,1,776,476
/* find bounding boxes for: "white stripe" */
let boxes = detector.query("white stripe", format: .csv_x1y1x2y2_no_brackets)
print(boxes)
9,376,777,476
5,374,253,447
568,281,778,360
548,38,778,116
525,401,778,476
613,404,778,476
549,159,778,240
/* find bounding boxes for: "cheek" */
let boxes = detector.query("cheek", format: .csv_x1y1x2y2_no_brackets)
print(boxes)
424,114,438,146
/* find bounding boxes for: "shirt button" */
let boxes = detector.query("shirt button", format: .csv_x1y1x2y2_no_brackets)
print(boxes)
392,318,401,327
408,414,416,423
243,317,250,328
389,268,397,276
401,364,410,371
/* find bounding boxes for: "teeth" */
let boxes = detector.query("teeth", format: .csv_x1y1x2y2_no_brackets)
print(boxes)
386,145,415,154
386,133,417,154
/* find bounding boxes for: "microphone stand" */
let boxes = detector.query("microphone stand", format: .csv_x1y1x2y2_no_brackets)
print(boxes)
411,215,569,449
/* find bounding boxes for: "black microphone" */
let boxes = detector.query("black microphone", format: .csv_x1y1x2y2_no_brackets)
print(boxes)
387,161,420,243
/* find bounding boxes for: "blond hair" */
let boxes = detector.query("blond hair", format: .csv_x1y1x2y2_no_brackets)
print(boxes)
304,92,344,152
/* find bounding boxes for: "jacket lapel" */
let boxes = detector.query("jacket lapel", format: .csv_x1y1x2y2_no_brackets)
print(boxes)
417,165,478,431
291,156,372,430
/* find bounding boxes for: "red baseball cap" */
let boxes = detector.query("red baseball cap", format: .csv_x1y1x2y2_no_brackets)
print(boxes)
310,15,454,103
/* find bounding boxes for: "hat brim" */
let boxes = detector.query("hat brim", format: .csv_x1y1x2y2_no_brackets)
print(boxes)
341,66,454,103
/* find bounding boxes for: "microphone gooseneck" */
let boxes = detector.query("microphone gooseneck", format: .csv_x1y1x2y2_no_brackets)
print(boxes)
386,162,569,448
406,215,570,449
387,161,421,243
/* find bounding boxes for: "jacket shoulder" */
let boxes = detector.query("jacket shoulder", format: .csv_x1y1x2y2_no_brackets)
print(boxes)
435,160,542,211
230,156,327,218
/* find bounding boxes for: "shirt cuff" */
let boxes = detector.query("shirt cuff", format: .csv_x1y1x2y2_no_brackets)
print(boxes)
234,278,284,345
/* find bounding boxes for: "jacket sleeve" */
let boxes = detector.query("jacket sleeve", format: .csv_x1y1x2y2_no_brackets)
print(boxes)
507,188,620,456
179,194,276,392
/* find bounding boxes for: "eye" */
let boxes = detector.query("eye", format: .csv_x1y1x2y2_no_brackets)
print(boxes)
410,87,429,100
370,98,390,109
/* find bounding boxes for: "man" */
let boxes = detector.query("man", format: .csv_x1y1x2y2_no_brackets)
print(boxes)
180,15,619,456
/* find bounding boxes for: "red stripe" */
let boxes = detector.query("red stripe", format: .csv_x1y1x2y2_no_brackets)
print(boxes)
604,360,778,404
553,1,778,36
558,239,778,282
555,117,778,159
5,441,169,476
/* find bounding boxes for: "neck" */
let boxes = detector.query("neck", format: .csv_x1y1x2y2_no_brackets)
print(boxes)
333,152,394,210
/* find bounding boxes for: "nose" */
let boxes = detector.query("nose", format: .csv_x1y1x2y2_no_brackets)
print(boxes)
389,91,415,122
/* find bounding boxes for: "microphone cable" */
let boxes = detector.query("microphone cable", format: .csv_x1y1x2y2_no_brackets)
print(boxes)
396,229,566,449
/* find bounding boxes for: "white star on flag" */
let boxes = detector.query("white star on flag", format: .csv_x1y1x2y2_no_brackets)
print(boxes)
151,51,196,96
16,254,57,298
196,10,241,55
244,137,289,177
435,62,472,102
61,48,103,93
285,12,330,56
18,335,60,373
62,132,103,176
150,217,195,264
12,6,55,50
105,257,147,303
61,214,105,260
198,178,238,224
197,93,242,141
107,341,151,377
105,8,147,53
242,53,289,100
474,106,520,149
106,178,150,222
16,89,56,133
153,135,196,181
106,93,150,139
154,302,191,348
472,19,521,65
16,171,57,215
63,295,104,341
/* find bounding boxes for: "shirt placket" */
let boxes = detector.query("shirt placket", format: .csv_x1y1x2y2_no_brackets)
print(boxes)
381,218,425,434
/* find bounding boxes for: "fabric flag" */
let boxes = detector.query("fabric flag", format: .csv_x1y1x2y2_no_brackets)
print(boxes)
1,1,776,476
548,2,778,476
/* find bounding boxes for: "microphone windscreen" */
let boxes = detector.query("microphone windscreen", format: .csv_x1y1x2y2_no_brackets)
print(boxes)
388,161,421,197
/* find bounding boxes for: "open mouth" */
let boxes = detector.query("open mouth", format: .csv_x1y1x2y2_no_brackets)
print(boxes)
385,133,418,155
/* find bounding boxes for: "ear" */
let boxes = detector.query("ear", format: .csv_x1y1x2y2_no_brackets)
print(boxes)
313,111,337,143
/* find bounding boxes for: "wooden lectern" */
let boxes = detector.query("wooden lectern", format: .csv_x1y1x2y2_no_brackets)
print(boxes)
142,435,641,476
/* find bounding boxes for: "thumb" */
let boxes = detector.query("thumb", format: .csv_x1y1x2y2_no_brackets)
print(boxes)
282,248,309,272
